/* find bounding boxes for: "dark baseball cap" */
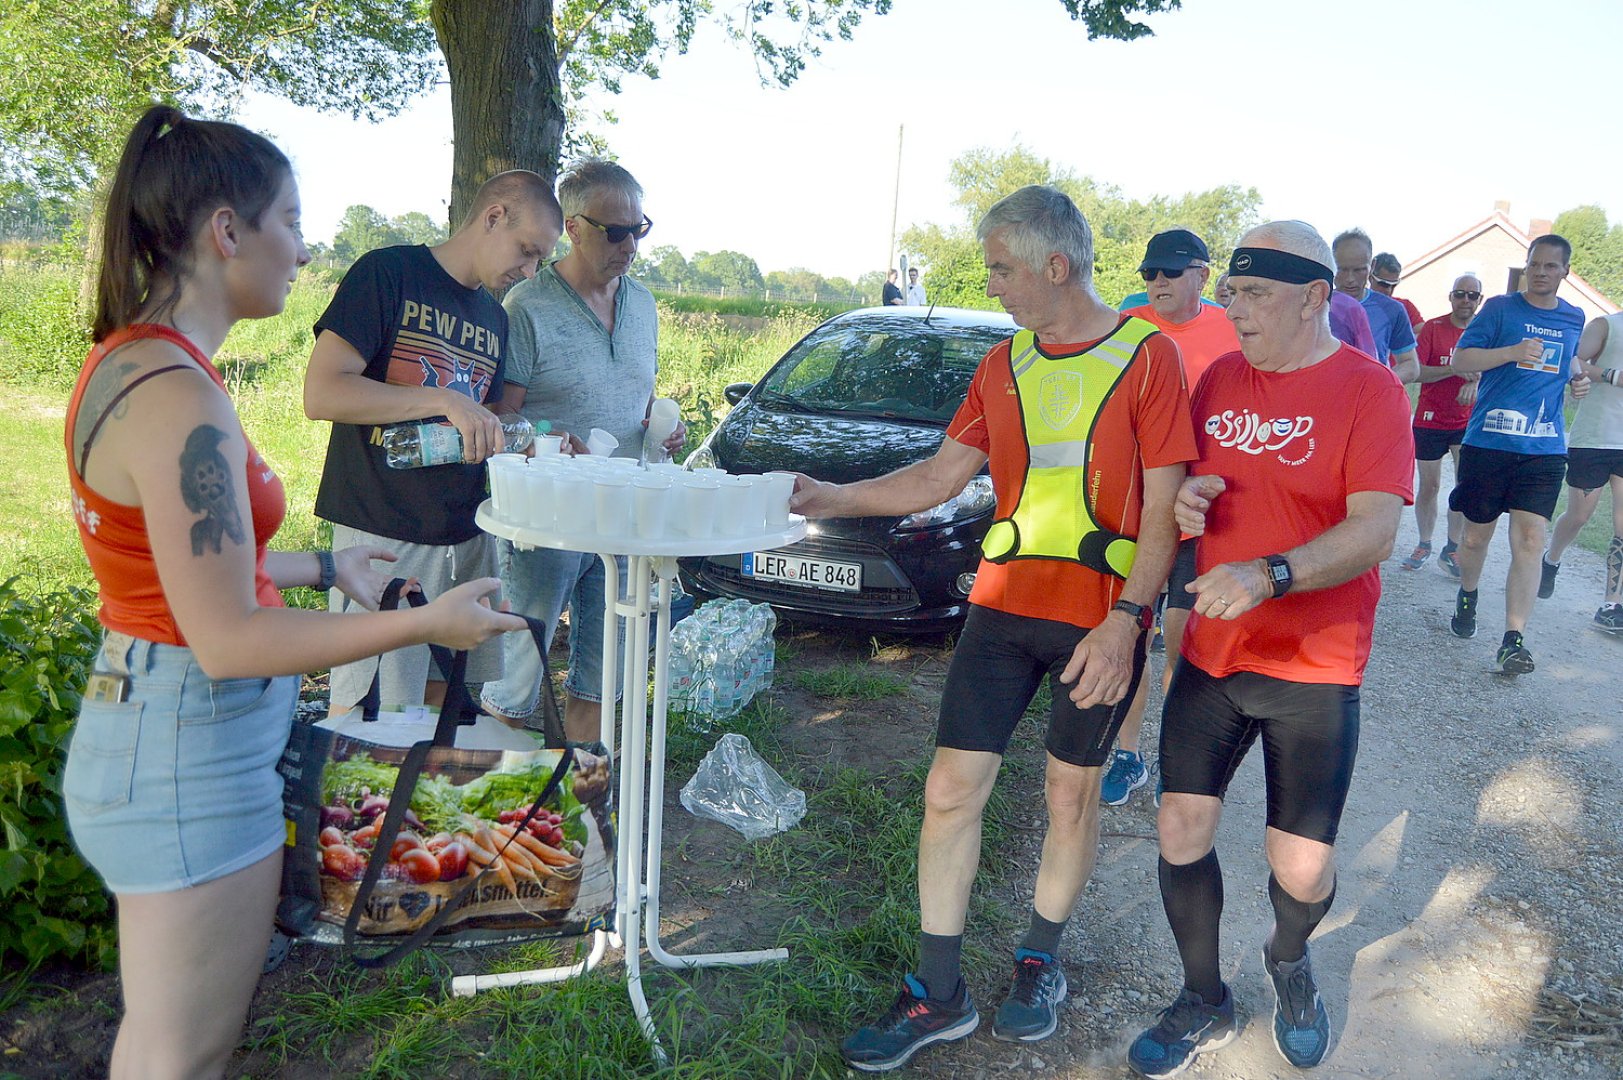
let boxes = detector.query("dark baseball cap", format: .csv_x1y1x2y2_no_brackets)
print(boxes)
1139,229,1210,272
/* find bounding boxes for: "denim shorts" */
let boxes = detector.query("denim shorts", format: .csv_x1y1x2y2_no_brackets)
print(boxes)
481,543,625,722
62,630,299,894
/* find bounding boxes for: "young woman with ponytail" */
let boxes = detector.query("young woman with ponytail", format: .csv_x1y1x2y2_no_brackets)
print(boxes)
63,105,524,1079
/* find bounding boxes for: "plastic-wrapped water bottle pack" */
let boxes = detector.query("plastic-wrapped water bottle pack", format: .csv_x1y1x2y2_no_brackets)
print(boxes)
668,598,777,723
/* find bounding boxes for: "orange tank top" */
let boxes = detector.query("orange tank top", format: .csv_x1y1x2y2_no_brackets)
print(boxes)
65,324,285,645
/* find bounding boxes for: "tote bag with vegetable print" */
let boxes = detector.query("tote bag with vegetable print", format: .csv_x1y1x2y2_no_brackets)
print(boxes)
275,590,616,967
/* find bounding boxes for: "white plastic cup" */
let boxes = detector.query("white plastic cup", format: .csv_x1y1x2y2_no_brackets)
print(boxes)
594,475,632,535
715,475,753,537
552,472,592,533
631,475,672,538
647,461,687,479
760,471,796,526
642,397,681,463
586,427,620,457
532,433,564,457
736,474,769,535
520,467,553,530
603,456,642,472
486,454,526,519
678,476,719,538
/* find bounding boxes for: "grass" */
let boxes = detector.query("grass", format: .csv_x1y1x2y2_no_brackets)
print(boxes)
792,664,908,700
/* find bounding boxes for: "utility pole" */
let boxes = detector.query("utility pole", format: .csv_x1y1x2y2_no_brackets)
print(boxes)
887,124,903,273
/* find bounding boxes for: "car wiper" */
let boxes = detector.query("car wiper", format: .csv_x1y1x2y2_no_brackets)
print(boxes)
755,390,816,413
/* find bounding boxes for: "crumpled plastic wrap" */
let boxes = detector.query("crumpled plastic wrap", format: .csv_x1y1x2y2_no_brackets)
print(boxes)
679,733,806,840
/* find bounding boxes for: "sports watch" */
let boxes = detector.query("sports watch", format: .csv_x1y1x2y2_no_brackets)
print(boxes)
1264,554,1293,599
1112,599,1154,631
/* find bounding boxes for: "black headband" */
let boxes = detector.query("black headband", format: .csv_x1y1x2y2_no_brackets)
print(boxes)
1228,247,1334,286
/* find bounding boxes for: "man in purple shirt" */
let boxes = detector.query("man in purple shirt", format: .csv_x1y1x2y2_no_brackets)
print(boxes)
1333,228,1419,382
1329,291,1378,357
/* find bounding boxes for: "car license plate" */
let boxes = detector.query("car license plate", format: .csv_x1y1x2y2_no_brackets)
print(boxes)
741,551,862,593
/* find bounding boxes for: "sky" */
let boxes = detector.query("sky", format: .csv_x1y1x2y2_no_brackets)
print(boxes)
239,0,1623,284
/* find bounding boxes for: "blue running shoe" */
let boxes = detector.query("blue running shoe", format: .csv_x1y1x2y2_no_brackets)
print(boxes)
1264,942,1332,1068
1101,749,1148,806
1127,984,1236,1077
841,974,978,1072
992,949,1067,1042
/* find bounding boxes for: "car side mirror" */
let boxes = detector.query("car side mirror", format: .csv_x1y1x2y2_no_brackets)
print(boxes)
724,381,753,406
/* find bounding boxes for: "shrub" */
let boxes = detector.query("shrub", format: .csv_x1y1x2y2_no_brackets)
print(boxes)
0,578,116,992
0,265,90,391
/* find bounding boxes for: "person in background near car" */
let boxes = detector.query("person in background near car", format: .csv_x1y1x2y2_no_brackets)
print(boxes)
907,266,928,306
1328,289,1378,357
1332,229,1419,382
1105,229,1241,806
1447,235,1590,674
481,159,685,743
797,185,1195,1071
304,169,561,714
882,268,904,306
1370,252,1424,333
63,105,523,1080
1213,272,1235,307
1127,221,1412,1077
1538,311,1623,633
1403,274,1483,573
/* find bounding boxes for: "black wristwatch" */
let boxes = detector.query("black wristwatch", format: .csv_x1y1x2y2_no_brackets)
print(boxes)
1264,554,1293,599
316,550,338,592
1112,599,1154,631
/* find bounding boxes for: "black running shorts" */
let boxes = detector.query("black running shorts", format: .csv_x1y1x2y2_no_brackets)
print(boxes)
1158,662,1360,845
1164,537,1200,611
1449,444,1566,523
1412,425,1466,462
1565,447,1623,491
937,604,1146,768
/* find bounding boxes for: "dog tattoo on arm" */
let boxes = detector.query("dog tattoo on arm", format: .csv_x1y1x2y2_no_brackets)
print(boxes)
179,425,246,555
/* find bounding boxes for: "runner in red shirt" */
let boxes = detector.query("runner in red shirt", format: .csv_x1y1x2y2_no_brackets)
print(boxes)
1403,274,1484,574
1127,222,1412,1078
795,186,1195,1070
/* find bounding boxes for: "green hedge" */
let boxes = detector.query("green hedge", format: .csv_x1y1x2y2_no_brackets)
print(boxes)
0,578,115,996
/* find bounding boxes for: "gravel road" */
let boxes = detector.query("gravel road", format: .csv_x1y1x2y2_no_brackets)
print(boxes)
912,478,1622,1079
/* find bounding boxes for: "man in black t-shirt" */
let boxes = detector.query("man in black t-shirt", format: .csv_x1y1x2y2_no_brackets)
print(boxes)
304,171,562,712
882,269,903,306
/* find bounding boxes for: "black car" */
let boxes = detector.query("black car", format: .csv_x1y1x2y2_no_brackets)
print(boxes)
680,305,1017,633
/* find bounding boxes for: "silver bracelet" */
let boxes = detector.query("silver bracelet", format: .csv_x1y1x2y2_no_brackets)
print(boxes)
316,550,338,591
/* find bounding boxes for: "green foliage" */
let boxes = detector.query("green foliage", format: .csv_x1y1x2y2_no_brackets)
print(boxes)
1553,204,1623,306
331,204,448,265
904,141,1263,308
0,578,116,988
691,249,766,292
0,262,88,390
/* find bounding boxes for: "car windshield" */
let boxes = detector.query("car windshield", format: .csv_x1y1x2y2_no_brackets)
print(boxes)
757,317,1010,423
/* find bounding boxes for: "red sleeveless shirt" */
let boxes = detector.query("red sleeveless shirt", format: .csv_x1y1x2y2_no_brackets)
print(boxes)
65,324,285,645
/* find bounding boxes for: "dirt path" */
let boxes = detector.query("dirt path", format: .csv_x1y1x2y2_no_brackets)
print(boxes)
903,472,1622,1079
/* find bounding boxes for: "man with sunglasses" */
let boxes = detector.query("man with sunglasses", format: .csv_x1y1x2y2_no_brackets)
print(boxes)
1403,275,1484,574
1447,235,1589,675
1331,228,1419,383
1370,252,1424,334
1106,230,1240,806
482,158,683,742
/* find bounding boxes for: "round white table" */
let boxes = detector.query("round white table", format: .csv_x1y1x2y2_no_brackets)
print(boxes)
453,500,807,1063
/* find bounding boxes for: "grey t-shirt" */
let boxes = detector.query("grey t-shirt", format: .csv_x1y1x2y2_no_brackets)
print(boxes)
502,262,658,456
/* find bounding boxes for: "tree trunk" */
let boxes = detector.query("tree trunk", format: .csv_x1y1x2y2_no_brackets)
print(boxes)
431,0,566,229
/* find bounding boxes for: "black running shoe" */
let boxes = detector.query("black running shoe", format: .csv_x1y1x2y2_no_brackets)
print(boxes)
1439,543,1461,578
1595,604,1623,635
1537,556,1560,599
1497,633,1535,675
1127,984,1237,1077
841,974,978,1072
1451,590,1477,638
992,949,1067,1042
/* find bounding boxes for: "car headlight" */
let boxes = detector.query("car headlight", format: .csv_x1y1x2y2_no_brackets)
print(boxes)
685,442,719,471
897,475,996,530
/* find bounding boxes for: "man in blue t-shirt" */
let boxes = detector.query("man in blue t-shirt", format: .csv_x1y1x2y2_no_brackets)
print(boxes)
1445,235,1590,674
1331,228,1419,382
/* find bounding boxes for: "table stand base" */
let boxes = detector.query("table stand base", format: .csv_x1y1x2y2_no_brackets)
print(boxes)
445,552,787,1065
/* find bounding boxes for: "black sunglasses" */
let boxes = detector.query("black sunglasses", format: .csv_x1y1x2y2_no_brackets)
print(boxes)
1139,266,1194,281
1450,289,1483,301
576,214,653,243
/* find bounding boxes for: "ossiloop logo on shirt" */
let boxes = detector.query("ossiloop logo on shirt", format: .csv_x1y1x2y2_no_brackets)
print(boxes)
1204,410,1316,465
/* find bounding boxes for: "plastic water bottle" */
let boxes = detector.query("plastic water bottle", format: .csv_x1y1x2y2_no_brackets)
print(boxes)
382,414,543,469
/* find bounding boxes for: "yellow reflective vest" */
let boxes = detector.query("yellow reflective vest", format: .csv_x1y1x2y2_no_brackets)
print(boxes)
980,319,1160,579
